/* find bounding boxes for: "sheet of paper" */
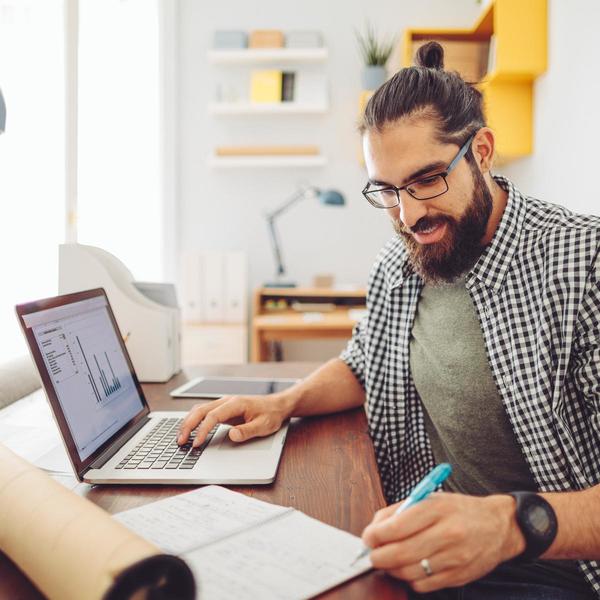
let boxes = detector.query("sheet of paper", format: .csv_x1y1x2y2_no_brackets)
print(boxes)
184,510,371,600
0,389,72,474
114,485,291,554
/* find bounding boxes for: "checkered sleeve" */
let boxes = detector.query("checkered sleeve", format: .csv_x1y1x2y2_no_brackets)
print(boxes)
570,248,600,422
339,314,367,388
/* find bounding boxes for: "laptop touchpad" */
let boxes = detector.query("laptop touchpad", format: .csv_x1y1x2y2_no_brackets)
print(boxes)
217,431,275,451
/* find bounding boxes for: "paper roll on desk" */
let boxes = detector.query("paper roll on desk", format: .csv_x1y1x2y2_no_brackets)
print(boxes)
0,444,195,600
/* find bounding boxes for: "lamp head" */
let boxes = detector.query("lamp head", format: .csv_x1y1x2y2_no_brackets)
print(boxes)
0,88,5,134
317,189,345,206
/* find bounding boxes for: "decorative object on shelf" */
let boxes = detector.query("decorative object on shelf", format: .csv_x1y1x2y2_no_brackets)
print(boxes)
250,70,283,103
285,31,323,48
313,274,335,289
356,22,395,90
249,29,284,49
213,30,247,49
264,185,345,288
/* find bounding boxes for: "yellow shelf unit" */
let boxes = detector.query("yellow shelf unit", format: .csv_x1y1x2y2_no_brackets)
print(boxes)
402,0,547,162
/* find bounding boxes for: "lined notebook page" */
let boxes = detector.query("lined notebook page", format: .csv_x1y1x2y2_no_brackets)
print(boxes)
115,485,371,599
184,510,371,600
114,485,290,554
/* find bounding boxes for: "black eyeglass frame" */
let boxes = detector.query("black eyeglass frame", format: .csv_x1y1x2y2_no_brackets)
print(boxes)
362,133,477,208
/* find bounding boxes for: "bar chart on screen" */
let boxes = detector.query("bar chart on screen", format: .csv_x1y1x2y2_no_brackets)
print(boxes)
31,300,143,460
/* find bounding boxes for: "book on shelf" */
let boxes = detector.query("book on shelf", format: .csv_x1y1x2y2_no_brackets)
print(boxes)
281,71,295,102
250,70,282,103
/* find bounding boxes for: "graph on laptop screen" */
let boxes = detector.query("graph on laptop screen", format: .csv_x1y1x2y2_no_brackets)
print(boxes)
26,296,143,461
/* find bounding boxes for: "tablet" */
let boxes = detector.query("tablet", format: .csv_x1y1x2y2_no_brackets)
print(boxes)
169,376,299,399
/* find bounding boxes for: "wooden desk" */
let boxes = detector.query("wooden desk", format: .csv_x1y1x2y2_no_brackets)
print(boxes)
0,363,407,600
252,288,366,361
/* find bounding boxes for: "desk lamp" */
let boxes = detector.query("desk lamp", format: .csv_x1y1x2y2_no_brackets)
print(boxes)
265,185,345,288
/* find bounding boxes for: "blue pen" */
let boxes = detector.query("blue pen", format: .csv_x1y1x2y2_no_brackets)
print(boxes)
351,463,452,565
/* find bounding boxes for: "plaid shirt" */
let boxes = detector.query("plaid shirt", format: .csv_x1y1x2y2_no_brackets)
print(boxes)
340,176,600,594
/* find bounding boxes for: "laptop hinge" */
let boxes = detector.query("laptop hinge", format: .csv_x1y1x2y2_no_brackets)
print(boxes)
86,416,151,471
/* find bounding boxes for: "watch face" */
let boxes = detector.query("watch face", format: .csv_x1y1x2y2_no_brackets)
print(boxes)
526,504,552,535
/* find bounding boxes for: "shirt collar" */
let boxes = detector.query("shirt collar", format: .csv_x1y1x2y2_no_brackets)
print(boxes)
383,175,527,293
466,175,526,293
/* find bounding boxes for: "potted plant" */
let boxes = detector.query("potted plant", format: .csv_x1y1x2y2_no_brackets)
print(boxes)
355,22,396,90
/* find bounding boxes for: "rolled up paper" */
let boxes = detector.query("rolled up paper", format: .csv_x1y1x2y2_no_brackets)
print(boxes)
0,443,195,600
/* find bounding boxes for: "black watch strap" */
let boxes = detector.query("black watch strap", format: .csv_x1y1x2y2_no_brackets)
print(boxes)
508,491,558,562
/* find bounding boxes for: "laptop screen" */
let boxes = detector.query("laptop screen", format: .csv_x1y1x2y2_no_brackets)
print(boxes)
21,293,145,462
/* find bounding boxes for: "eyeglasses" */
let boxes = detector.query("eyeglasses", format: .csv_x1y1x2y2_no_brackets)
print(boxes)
362,133,476,209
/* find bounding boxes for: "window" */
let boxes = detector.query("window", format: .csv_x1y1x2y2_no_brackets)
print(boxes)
0,0,65,362
77,0,162,282
0,0,165,364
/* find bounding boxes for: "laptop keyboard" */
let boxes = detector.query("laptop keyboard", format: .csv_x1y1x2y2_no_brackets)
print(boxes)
115,417,217,471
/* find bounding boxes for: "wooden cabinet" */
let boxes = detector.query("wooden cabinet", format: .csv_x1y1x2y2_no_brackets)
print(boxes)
251,287,366,361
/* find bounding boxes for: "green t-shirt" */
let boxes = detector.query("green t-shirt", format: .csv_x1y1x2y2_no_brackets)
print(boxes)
409,277,589,595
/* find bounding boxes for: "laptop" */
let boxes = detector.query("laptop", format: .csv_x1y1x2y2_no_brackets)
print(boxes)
15,288,288,485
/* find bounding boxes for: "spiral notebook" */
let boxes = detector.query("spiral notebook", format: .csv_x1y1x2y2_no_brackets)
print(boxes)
114,485,372,599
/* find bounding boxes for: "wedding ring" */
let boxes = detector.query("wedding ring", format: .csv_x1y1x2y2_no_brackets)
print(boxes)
420,558,433,577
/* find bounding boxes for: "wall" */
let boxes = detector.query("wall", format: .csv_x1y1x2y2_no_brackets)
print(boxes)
501,0,600,216
176,0,482,360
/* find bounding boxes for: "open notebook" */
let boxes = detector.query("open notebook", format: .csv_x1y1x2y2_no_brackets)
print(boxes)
114,485,372,599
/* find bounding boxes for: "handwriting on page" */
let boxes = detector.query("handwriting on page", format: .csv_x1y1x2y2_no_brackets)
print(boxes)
114,485,289,554
184,511,371,600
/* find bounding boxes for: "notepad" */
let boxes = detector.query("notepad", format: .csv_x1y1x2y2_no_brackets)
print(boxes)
114,485,371,599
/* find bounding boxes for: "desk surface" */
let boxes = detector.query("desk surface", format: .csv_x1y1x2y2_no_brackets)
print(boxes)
0,363,407,599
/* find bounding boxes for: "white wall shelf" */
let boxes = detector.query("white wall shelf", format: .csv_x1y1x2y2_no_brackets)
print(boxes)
208,155,327,168
208,48,328,64
209,101,328,115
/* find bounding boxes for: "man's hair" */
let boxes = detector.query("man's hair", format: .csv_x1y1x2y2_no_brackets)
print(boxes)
359,41,486,154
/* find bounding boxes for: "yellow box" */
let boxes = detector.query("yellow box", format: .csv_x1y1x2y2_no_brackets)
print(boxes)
250,70,283,103
249,30,284,49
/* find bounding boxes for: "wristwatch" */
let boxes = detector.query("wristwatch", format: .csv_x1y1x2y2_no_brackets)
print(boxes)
507,491,558,562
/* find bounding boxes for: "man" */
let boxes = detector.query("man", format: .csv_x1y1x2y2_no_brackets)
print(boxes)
178,42,600,599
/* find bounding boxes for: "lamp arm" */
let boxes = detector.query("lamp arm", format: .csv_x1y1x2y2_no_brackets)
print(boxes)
265,184,318,220
267,216,286,278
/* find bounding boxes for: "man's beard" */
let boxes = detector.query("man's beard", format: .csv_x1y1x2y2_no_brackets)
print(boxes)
393,163,493,285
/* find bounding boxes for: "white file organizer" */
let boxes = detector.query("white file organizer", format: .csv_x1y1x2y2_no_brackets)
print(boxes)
59,244,181,382
180,251,247,324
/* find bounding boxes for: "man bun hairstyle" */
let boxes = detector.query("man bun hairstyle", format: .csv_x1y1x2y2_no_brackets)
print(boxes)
415,40,444,70
360,41,485,157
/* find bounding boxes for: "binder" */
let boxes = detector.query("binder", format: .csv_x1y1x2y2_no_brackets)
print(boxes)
224,252,247,323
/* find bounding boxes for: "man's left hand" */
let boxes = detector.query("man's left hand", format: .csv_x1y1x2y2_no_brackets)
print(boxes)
361,492,526,594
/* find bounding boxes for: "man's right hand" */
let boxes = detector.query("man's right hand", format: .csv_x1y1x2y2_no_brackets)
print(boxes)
177,394,293,448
